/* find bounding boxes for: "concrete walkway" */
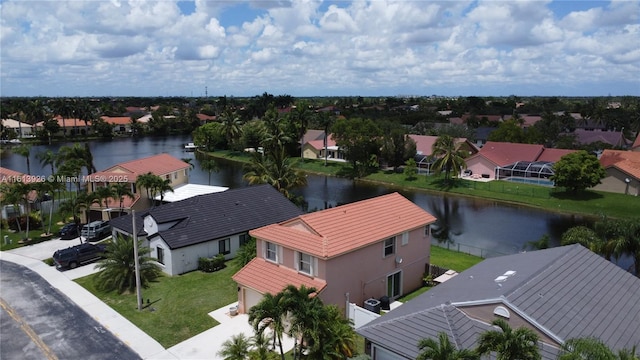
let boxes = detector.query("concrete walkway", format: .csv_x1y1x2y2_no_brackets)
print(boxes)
1,237,294,359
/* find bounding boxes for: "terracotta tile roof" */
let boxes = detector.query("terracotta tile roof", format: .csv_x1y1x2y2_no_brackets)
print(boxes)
599,150,640,180
89,154,189,181
305,135,337,150
233,258,327,296
196,113,216,121
53,115,87,128
101,116,131,125
472,141,544,167
0,167,26,182
408,135,474,157
302,129,325,144
537,148,576,162
250,192,436,258
89,194,141,210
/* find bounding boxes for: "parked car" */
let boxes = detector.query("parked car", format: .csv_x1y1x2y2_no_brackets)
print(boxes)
81,220,111,242
58,222,80,240
52,242,107,270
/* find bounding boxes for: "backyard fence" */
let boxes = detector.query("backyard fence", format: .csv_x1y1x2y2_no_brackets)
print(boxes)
433,241,507,259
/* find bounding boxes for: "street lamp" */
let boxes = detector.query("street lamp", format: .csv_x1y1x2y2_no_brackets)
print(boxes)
624,178,631,195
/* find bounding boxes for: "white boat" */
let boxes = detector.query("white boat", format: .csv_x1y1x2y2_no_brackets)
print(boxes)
184,142,198,151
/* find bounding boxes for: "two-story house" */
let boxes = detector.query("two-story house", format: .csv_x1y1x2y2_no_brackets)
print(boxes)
232,192,437,314
84,153,190,221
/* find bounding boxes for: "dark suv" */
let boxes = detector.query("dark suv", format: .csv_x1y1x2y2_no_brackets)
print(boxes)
52,243,107,270
58,222,80,240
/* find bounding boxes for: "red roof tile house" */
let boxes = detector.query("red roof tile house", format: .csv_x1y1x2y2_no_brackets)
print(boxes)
233,193,437,314
465,141,575,181
84,154,190,221
594,150,640,196
101,116,133,134
301,133,345,161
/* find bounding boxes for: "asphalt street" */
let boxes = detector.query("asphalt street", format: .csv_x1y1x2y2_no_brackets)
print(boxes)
0,260,141,360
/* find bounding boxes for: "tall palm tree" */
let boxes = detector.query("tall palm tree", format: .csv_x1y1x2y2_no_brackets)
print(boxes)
135,172,157,203
309,305,357,359
248,292,287,360
13,144,32,175
316,111,335,166
217,333,251,360
111,183,134,216
0,182,24,233
417,332,478,360
181,158,195,171
219,108,243,150
608,219,640,276
58,192,92,241
200,158,219,185
558,337,617,360
93,185,116,220
36,149,57,175
156,178,174,204
94,234,162,294
430,135,466,181
281,284,322,360
476,319,541,360
291,102,311,159
57,143,96,176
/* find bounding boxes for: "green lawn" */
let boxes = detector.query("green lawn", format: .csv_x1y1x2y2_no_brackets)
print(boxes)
75,263,240,348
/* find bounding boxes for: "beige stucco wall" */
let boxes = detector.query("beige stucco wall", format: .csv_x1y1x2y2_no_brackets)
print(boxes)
593,168,640,196
302,144,321,159
466,156,496,179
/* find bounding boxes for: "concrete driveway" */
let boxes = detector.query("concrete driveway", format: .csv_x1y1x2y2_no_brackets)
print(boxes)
3,237,295,359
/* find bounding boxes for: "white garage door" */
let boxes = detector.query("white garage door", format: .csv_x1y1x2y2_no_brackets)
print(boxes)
244,288,263,312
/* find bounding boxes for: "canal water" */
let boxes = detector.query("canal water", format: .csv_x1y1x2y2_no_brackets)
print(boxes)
1,135,615,265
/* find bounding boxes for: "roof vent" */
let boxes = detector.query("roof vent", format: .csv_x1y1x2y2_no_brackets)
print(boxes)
494,270,516,283
494,306,510,319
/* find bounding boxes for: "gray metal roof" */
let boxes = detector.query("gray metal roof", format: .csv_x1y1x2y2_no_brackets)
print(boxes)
357,244,640,359
111,184,303,249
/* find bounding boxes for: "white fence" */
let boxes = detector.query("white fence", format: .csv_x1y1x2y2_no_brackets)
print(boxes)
348,303,380,329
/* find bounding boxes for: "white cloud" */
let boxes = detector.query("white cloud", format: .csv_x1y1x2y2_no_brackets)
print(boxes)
0,0,638,97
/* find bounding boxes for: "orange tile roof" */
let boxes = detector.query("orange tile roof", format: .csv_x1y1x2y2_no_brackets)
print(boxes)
599,150,640,180
408,135,474,157
250,192,436,258
474,141,544,167
305,135,337,150
53,115,87,128
101,116,132,125
89,194,141,210
196,113,216,121
232,258,327,296
537,148,576,162
89,154,189,181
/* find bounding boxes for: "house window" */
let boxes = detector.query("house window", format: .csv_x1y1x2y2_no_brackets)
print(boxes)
239,233,249,247
425,226,430,237
383,237,395,257
401,232,409,246
174,172,178,180
157,247,165,265
265,242,278,262
219,238,230,255
165,174,170,180
298,252,313,275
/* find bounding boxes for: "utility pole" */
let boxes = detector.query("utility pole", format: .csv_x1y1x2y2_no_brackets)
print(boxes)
132,210,142,311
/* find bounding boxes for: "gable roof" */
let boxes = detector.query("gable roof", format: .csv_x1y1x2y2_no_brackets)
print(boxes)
305,135,337,151
89,153,189,182
113,184,303,249
357,245,640,359
536,148,576,162
573,129,629,147
302,129,325,144
408,135,477,157
232,258,327,296
250,192,436,258
599,150,640,180
101,116,132,125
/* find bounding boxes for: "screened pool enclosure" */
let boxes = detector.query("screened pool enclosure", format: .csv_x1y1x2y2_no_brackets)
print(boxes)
495,161,556,186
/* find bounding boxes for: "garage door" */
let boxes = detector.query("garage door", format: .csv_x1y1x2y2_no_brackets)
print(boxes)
244,288,263,312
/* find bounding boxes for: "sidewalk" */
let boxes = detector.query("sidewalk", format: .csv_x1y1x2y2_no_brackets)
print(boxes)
1,238,295,359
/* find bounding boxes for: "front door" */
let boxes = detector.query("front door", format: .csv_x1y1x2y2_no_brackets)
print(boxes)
387,271,402,299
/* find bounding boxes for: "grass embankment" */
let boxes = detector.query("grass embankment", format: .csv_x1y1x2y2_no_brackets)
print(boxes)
205,150,638,219
75,264,239,348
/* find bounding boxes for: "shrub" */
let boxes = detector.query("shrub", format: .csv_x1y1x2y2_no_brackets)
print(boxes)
7,214,42,231
43,258,55,266
198,254,226,272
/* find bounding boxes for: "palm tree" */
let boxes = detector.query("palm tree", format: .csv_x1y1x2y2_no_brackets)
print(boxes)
243,148,307,201
156,178,174,204
417,332,478,360
217,333,251,360
0,182,24,233
316,111,335,166
92,185,116,220
558,337,616,360
200,158,219,185
430,135,466,181
181,158,195,171
219,108,243,150
476,319,541,360
57,143,97,176
94,234,162,294
58,192,92,241
13,144,31,175
135,172,157,204
281,284,322,360
248,292,287,359
111,182,134,216
36,149,57,175
309,305,357,359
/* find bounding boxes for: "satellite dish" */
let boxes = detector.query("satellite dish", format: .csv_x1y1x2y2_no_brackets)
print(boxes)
395,256,403,264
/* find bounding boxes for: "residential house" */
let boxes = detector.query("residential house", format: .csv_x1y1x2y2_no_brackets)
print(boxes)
0,167,39,219
473,126,497,148
465,141,575,180
1,119,35,138
233,192,437,314
594,150,640,196
109,184,303,275
357,244,640,360
49,115,88,136
302,133,345,161
84,153,190,221
196,113,216,125
408,135,478,174
572,129,630,149
101,116,133,134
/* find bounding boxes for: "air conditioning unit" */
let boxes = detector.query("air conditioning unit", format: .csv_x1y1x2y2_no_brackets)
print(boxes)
364,298,381,314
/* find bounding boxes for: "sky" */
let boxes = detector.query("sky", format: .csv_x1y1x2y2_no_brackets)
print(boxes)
0,0,638,98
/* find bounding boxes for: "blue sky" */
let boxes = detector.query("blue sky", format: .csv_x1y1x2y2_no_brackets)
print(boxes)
1,0,638,97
